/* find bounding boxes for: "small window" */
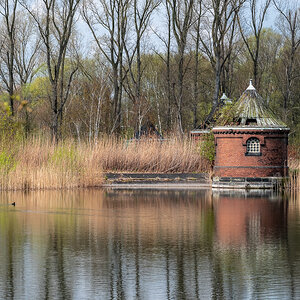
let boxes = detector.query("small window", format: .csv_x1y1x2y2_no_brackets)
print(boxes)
246,138,261,155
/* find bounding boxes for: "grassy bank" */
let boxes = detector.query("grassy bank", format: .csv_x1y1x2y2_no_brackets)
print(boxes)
0,136,209,191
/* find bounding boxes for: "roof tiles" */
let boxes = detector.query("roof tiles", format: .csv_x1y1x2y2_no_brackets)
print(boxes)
215,82,287,128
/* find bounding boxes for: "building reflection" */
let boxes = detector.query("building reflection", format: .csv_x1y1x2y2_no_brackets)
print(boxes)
0,189,298,299
213,190,287,247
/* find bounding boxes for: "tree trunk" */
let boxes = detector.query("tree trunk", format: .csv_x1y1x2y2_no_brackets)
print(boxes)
166,20,172,130
193,11,201,128
177,46,184,134
253,50,258,88
51,85,59,143
116,62,123,134
193,103,198,129
9,38,14,115
113,66,120,132
205,56,221,124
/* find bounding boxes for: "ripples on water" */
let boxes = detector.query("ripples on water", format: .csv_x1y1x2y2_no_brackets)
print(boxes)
0,189,299,300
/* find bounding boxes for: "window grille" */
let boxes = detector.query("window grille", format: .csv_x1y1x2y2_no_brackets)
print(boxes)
247,138,260,153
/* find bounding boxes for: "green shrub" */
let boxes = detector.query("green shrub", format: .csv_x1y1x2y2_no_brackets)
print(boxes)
199,133,215,165
0,150,16,174
50,144,81,172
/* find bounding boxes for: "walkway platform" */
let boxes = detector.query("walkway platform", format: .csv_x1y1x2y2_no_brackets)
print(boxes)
212,176,286,190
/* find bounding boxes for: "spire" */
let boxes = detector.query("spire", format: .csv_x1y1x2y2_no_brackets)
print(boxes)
220,93,232,104
220,93,228,100
246,79,256,91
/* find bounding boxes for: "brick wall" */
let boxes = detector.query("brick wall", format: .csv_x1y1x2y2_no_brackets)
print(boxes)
212,128,289,178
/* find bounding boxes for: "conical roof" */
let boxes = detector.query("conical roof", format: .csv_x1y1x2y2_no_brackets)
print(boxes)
215,81,287,128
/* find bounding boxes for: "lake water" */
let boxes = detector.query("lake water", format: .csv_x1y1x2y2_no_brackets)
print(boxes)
0,189,299,300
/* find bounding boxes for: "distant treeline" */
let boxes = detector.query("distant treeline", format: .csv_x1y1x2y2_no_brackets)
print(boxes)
0,0,299,144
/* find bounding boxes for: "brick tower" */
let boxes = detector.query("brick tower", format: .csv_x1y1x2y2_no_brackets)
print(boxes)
212,81,289,189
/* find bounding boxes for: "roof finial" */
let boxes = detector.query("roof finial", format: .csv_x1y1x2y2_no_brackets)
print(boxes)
220,93,228,100
246,79,255,91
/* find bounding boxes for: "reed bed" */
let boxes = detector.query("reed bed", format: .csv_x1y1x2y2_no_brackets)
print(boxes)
90,137,210,173
0,137,103,191
287,158,300,192
0,136,209,191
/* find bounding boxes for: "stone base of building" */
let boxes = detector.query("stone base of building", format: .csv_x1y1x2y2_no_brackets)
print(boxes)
212,176,287,190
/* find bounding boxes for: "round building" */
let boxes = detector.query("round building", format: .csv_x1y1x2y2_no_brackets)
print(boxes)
212,81,289,189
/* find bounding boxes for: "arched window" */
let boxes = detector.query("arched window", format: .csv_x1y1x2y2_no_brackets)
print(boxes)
246,138,260,155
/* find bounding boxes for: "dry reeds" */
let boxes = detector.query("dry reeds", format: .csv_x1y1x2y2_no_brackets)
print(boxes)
0,137,103,191
288,158,300,192
90,137,210,173
0,136,209,191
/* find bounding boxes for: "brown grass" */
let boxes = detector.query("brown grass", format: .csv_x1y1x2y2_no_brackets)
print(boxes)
0,136,209,191
288,158,300,192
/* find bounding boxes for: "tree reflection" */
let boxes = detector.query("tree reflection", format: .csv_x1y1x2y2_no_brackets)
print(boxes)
0,189,298,299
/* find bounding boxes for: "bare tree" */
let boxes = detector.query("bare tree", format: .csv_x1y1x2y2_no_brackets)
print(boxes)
237,0,271,89
191,0,203,128
273,0,300,122
69,60,110,142
123,0,160,136
12,13,42,137
220,28,240,96
168,0,194,134
0,0,18,115
82,0,130,134
200,0,243,125
21,0,81,141
14,14,41,86
164,0,173,130
151,0,174,130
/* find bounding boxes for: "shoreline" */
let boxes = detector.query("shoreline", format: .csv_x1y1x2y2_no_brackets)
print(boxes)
103,182,212,189
103,172,211,189
104,172,209,181
0,171,297,191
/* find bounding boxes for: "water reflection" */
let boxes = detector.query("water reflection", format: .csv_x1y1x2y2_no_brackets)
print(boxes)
213,190,287,246
0,189,299,299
